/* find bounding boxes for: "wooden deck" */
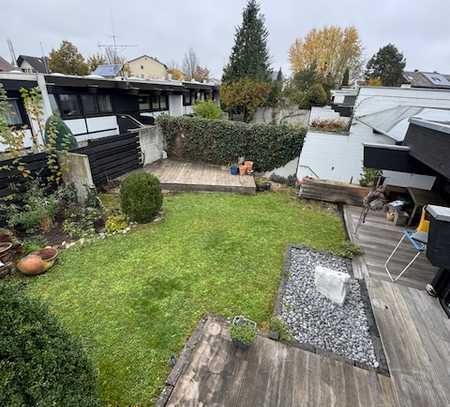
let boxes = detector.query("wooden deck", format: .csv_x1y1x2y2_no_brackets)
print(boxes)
344,205,437,290
144,160,256,195
345,205,450,407
160,317,398,407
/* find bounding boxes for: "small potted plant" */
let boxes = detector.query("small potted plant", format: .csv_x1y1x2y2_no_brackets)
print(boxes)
230,315,257,350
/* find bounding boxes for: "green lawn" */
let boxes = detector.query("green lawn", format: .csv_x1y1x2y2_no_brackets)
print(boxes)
25,191,347,406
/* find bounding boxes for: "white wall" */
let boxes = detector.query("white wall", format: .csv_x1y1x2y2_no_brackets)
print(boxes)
64,116,119,142
169,94,183,116
297,129,390,183
297,127,436,189
267,158,299,179
136,126,164,165
183,105,194,115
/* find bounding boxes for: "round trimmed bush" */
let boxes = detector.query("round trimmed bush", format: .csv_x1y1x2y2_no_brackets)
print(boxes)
120,172,163,223
0,282,100,407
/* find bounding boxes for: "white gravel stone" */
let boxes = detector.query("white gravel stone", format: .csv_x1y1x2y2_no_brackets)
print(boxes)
280,247,379,368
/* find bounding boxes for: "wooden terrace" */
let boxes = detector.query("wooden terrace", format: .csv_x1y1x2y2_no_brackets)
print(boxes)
144,160,256,195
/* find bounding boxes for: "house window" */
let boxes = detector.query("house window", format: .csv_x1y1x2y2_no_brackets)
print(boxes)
139,95,151,111
141,65,144,70
152,95,160,110
98,95,113,113
159,95,168,110
3,99,23,126
81,95,98,115
183,92,192,106
59,94,81,117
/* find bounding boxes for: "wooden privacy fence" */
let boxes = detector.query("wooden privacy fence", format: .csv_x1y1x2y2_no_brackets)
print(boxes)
74,132,142,187
0,152,51,200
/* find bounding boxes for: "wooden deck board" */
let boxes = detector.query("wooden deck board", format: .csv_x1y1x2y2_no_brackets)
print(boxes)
163,317,396,407
344,205,437,288
144,160,256,195
343,205,450,407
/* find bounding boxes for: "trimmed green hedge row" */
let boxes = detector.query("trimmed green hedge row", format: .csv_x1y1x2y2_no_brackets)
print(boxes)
0,282,100,407
156,116,306,172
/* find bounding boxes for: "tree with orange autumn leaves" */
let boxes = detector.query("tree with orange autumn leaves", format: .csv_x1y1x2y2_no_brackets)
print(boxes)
288,26,363,87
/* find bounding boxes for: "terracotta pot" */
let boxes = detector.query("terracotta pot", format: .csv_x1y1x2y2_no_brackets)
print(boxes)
244,161,254,172
239,165,247,176
33,247,58,262
17,255,45,276
30,247,58,272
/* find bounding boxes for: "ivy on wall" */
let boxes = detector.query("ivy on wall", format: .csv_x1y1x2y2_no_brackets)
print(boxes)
156,116,306,172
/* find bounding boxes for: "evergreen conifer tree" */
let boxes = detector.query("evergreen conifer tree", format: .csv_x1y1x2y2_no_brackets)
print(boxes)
222,1,272,83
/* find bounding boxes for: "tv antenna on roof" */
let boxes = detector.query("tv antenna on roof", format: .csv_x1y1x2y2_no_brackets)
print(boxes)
7,38,17,66
97,15,137,64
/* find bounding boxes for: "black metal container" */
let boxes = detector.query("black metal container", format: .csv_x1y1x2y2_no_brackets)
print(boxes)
426,205,450,268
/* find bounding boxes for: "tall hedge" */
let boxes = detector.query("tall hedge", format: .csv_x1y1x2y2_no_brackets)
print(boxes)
156,116,306,172
0,282,100,407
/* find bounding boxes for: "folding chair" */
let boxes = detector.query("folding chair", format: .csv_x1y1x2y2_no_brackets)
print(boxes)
384,207,429,282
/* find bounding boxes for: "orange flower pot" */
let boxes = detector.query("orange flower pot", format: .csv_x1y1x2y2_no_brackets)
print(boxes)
244,161,254,172
239,165,247,176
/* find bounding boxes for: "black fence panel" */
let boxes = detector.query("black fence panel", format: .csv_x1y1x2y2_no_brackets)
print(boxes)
74,132,142,187
0,152,51,200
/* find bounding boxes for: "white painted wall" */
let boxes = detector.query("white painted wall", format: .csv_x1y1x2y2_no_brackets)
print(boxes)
64,119,87,136
297,128,436,189
136,126,164,165
297,129,390,183
183,105,194,115
267,157,299,179
169,94,183,116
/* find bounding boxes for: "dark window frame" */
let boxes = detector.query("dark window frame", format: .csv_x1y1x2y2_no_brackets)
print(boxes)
55,93,114,119
138,93,169,112
57,94,82,118
183,91,195,106
3,98,25,127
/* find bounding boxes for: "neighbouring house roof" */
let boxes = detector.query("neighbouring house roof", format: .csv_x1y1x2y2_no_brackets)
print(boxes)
127,55,168,69
356,105,450,142
403,70,450,89
0,56,14,72
16,55,50,73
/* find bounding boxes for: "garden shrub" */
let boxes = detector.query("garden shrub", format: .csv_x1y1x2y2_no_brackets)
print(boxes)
0,281,100,407
157,116,306,172
308,83,328,106
120,172,162,223
193,100,223,119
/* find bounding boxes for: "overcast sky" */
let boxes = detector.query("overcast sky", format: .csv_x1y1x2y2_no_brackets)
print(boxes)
1,0,449,79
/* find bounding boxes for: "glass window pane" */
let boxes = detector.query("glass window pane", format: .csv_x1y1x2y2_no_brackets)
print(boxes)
81,95,98,115
3,99,22,125
139,96,150,111
152,95,160,110
59,94,81,117
98,95,112,113
160,95,167,110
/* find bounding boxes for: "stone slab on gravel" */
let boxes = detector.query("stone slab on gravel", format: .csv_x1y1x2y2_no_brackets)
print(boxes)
280,246,379,368
314,265,350,306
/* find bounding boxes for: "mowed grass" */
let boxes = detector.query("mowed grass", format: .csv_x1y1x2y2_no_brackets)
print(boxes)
25,191,347,406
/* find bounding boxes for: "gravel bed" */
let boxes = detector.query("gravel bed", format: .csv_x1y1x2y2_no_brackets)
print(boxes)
280,246,379,368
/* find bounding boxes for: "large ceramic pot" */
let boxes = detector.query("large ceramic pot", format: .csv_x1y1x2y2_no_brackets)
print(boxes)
18,247,59,276
17,255,45,275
